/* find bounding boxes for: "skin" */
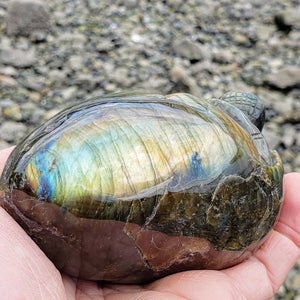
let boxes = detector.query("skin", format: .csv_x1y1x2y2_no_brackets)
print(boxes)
0,146,299,300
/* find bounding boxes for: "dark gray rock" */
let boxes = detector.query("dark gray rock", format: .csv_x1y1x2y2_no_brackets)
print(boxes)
6,0,53,36
173,39,204,61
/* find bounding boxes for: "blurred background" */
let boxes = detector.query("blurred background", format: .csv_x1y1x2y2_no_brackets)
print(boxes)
0,0,299,298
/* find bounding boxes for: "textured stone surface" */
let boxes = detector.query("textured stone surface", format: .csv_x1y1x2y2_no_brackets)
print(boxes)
0,93,283,283
0,0,299,295
266,67,300,89
275,8,300,30
6,0,53,36
173,39,204,61
0,49,37,68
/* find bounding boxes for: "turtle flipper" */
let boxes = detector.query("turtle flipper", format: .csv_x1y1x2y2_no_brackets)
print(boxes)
219,92,265,131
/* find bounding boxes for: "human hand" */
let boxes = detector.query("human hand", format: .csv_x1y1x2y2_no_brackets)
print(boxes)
0,147,299,299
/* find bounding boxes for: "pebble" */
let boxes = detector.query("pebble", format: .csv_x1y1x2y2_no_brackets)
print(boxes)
68,55,84,71
169,64,201,95
2,105,22,121
282,124,296,148
60,86,78,101
0,121,28,143
211,49,234,64
0,140,11,150
266,67,300,89
0,75,17,87
75,74,96,90
0,49,37,68
272,96,294,117
275,8,300,31
21,78,45,92
19,101,39,121
0,66,17,76
6,0,53,36
172,39,204,61
232,33,251,46
262,123,281,150
30,30,48,43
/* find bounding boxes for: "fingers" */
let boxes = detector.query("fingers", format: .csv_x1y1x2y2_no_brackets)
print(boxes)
0,207,68,299
274,173,300,248
147,269,245,300
0,181,68,299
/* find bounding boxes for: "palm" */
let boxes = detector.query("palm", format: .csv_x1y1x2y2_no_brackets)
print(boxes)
0,148,299,300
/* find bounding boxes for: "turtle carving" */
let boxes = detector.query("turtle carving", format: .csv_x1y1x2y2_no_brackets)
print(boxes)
0,92,283,283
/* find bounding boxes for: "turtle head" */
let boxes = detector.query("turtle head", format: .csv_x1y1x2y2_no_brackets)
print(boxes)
219,92,265,131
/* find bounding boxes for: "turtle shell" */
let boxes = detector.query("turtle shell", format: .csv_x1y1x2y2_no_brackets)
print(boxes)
0,92,283,283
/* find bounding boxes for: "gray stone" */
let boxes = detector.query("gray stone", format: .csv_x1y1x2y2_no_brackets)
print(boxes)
282,124,296,148
2,104,22,121
75,74,96,90
173,39,204,61
6,0,53,36
0,75,17,88
296,130,300,147
289,31,300,42
48,70,67,85
254,25,274,41
233,33,250,46
0,49,37,68
60,86,78,101
0,66,17,76
266,67,300,89
211,49,234,64
272,96,293,116
21,78,45,91
30,30,48,43
0,99,15,109
275,8,300,30
68,56,84,71
58,33,87,48
0,140,11,150
262,123,281,150
0,121,27,143
294,154,300,168
96,40,114,53
0,7,5,25
86,0,99,10
116,0,138,9
43,108,62,122
169,64,201,95
166,0,182,9
19,102,39,121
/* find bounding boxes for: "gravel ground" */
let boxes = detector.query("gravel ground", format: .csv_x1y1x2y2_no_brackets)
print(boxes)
0,0,299,298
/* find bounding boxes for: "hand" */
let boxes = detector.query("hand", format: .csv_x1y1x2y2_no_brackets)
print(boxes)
0,147,299,300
